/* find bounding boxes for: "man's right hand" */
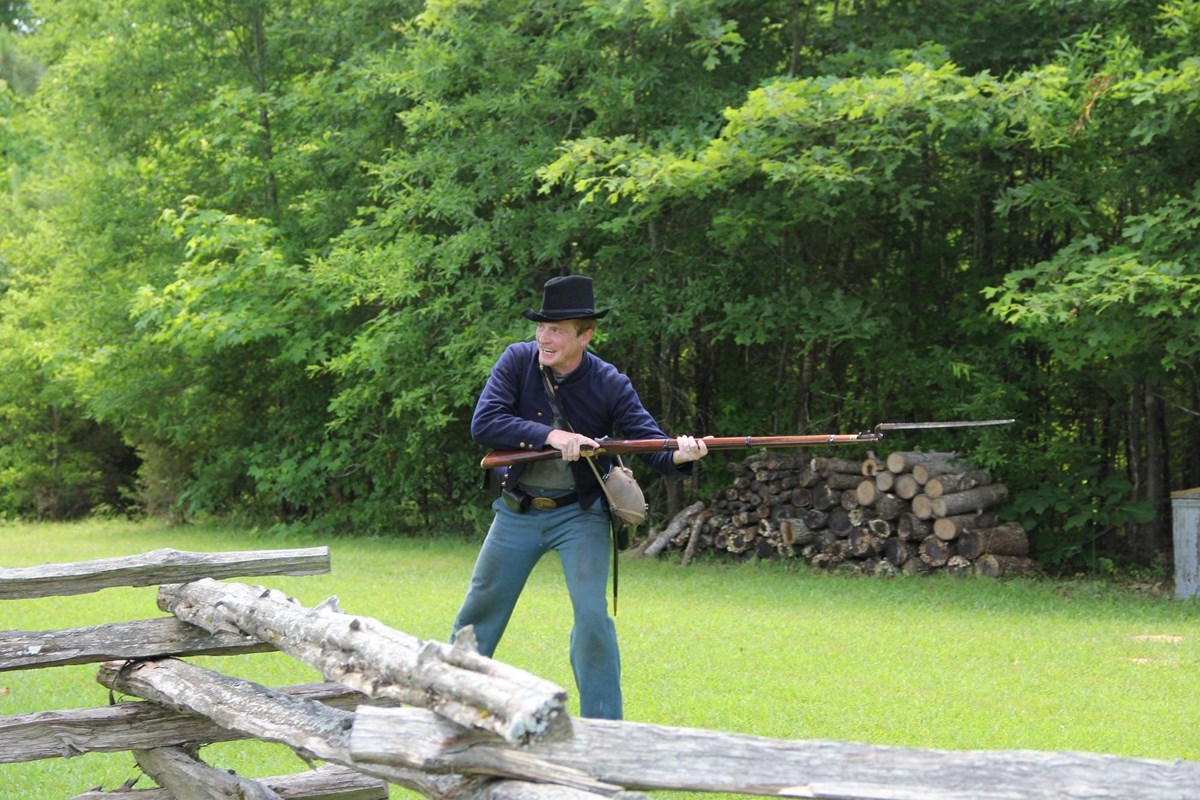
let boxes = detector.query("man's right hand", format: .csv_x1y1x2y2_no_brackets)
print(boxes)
546,429,600,462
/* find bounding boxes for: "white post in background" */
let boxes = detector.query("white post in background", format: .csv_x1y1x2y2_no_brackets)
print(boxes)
1171,488,1200,599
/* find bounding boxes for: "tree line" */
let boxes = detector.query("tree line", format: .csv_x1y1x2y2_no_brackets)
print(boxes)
1,0,1198,570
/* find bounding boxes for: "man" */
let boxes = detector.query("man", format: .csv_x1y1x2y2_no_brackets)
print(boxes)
451,275,708,720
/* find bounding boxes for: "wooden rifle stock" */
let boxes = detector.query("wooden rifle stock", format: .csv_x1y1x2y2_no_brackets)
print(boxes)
477,419,1014,470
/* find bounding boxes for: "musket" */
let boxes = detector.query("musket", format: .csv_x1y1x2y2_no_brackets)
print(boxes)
478,419,1015,469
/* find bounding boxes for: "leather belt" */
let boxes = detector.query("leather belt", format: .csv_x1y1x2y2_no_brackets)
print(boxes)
526,491,578,510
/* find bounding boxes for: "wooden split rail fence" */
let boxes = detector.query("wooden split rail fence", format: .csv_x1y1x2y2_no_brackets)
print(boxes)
2,547,1198,799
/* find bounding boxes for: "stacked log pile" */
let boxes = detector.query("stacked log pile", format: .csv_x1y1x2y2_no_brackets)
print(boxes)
649,450,1039,578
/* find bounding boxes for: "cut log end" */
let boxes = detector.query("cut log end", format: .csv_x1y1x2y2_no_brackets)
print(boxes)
975,554,1042,579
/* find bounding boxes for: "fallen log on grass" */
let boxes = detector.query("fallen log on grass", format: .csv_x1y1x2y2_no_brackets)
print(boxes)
635,501,704,557
681,509,716,566
157,579,569,745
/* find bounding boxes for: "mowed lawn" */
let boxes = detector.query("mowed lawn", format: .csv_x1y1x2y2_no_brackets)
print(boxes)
2,518,1198,798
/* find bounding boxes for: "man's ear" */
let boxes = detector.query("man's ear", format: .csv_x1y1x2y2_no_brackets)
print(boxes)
579,327,595,347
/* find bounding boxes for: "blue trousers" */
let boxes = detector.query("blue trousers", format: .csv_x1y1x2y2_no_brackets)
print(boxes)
451,494,622,719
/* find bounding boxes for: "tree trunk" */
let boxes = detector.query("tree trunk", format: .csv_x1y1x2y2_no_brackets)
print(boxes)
1141,383,1166,562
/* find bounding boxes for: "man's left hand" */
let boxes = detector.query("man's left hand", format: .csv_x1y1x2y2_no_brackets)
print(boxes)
673,435,711,465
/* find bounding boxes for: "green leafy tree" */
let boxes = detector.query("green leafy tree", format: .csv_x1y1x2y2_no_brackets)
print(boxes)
1,0,414,523
1,1,31,32
3,0,1199,567
979,1,1200,565
311,0,783,519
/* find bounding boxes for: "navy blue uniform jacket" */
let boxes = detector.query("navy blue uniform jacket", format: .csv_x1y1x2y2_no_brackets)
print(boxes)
472,341,691,510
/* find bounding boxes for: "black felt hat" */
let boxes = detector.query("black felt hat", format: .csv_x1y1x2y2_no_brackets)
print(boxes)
522,275,610,322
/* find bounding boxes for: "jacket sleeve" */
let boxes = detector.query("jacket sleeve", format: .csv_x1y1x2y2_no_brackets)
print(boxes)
471,343,554,453
602,365,692,479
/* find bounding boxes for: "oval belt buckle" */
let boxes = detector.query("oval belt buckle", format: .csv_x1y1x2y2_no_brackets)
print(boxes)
530,496,557,511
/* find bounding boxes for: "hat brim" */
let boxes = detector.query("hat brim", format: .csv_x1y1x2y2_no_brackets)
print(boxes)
522,308,610,322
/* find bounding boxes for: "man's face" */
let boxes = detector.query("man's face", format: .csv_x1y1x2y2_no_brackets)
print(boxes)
535,320,593,375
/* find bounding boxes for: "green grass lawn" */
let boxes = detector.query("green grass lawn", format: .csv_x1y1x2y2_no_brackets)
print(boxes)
2,518,1199,798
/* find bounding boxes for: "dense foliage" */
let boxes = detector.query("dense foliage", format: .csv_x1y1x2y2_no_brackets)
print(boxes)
2,0,1198,570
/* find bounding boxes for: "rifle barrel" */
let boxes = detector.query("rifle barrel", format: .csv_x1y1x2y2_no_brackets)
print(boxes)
478,419,1015,469
479,432,881,470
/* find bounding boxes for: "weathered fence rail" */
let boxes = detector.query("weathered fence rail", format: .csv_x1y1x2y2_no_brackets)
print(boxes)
3,547,1198,800
0,547,331,599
